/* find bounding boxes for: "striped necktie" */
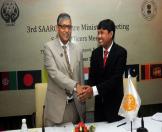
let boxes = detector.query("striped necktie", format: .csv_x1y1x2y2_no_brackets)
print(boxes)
62,45,73,79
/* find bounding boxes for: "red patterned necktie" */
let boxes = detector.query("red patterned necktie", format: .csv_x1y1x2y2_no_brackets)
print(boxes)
103,49,108,67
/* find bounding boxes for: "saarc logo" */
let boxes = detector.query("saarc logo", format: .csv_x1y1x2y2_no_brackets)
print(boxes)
1,0,19,26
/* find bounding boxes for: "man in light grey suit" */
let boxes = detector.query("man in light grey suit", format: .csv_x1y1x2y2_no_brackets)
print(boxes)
43,13,85,126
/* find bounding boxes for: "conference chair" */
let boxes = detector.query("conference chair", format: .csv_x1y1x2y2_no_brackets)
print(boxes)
35,83,47,128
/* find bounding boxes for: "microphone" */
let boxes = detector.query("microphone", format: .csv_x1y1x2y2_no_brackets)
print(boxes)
42,105,45,132
137,117,148,132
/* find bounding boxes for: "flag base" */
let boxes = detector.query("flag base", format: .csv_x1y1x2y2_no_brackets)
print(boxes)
137,127,148,132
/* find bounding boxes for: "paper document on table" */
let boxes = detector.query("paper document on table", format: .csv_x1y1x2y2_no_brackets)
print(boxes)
151,112,162,122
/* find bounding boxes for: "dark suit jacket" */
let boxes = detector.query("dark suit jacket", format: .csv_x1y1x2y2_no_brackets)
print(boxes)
88,42,127,123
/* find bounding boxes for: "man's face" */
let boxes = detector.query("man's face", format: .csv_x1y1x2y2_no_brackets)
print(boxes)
57,19,72,44
97,29,113,48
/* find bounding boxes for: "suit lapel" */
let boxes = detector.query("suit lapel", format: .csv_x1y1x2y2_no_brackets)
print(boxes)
98,47,104,69
106,43,116,67
54,39,76,75
69,43,75,73
55,39,70,72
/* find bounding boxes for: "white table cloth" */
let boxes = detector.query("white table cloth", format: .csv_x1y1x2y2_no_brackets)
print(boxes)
5,117,162,132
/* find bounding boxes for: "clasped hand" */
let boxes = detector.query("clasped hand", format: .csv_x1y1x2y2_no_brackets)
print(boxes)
76,84,93,102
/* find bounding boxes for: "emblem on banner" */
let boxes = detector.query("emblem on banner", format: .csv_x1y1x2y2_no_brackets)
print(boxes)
141,0,157,21
1,0,19,26
2,78,9,87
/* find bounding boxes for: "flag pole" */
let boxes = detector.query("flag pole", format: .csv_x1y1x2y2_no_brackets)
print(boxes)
131,121,133,132
118,73,141,131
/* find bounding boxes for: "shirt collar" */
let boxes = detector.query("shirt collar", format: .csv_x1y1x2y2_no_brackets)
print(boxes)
59,38,70,48
103,41,113,52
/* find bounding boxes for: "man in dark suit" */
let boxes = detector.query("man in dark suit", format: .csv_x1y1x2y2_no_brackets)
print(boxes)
78,19,127,123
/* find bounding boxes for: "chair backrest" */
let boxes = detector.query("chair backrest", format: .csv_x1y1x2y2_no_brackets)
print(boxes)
35,83,47,128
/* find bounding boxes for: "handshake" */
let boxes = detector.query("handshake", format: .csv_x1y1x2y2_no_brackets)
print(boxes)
75,84,93,102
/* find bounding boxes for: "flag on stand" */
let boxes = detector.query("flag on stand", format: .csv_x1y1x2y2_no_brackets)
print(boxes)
118,75,141,121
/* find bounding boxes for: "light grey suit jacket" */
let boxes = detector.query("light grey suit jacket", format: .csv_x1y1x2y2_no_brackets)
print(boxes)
44,38,85,124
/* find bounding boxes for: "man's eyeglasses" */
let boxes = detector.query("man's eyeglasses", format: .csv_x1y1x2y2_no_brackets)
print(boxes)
58,24,72,30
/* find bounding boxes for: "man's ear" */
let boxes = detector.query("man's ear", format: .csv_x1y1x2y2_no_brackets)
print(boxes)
110,31,113,38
